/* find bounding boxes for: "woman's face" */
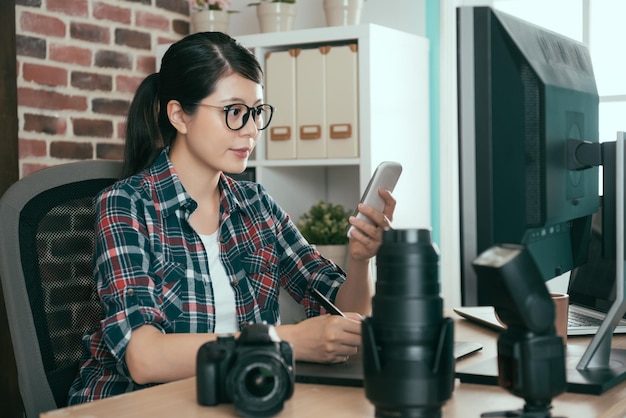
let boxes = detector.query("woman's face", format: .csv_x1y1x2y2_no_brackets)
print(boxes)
174,72,264,177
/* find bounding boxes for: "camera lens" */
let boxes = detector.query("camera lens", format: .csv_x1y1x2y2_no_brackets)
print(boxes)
228,354,292,417
244,364,276,398
363,229,455,418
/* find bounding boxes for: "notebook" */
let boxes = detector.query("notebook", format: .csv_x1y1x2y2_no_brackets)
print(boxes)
295,340,483,387
454,208,626,336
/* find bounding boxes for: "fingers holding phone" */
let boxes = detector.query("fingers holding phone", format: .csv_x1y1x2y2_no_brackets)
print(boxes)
347,161,401,239
357,188,396,228
348,196,389,237
379,187,397,225
347,189,398,262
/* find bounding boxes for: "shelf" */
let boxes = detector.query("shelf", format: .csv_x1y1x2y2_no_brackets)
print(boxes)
236,24,431,230
248,158,360,168
236,23,410,49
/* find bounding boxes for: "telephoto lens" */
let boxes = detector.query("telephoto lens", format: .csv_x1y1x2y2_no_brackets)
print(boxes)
362,229,455,418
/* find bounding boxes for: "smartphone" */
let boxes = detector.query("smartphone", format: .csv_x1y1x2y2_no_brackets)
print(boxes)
347,161,402,238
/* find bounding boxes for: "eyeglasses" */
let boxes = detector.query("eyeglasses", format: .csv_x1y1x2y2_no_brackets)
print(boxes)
196,103,275,131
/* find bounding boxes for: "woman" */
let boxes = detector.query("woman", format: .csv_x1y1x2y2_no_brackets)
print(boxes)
67,32,395,404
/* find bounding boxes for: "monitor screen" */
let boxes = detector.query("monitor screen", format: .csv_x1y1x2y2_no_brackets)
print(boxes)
457,6,600,306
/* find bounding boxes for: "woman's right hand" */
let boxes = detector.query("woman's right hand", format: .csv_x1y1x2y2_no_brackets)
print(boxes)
276,313,362,363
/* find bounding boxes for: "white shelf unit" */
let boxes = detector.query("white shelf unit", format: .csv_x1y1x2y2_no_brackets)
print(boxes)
236,24,431,228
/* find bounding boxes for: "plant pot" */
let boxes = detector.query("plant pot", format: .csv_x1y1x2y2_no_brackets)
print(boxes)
323,0,364,26
257,2,296,33
315,244,349,271
190,9,230,34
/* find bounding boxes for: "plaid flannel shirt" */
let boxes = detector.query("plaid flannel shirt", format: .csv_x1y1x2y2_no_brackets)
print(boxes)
67,148,344,404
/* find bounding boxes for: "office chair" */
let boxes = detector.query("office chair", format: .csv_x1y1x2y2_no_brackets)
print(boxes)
0,160,122,418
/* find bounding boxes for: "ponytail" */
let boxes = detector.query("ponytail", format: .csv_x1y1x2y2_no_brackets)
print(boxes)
123,73,164,178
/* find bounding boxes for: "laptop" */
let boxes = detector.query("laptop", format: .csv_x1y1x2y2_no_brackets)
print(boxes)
295,340,483,387
454,209,626,336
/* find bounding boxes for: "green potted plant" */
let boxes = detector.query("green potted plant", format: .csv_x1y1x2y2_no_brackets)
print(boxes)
193,0,232,10
297,201,351,270
248,0,296,5
248,0,297,33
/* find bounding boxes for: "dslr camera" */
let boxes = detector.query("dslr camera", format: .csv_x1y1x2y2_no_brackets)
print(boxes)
196,322,295,417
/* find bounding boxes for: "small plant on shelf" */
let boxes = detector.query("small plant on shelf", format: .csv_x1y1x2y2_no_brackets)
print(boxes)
297,201,351,246
192,0,233,11
248,0,295,6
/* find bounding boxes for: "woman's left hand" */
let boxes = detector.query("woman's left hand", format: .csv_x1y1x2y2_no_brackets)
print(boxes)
347,188,396,261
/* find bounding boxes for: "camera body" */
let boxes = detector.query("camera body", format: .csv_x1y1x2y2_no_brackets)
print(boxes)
197,322,295,417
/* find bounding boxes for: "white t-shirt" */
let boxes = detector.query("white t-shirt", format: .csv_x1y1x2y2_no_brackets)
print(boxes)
199,231,238,334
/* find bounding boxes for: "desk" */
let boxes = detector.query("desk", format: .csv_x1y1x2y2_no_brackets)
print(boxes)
41,313,626,418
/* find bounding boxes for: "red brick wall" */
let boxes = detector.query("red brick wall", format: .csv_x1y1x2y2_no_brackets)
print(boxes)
15,0,191,177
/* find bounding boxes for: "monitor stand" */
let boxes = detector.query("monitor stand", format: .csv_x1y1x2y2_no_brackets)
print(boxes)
457,132,626,395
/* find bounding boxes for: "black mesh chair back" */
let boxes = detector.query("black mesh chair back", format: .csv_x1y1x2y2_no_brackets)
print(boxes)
0,160,122,417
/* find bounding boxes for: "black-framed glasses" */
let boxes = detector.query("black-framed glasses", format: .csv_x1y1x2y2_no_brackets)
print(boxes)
197,103,275,131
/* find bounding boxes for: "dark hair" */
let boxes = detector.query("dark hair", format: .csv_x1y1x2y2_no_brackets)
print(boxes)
122,32,264,178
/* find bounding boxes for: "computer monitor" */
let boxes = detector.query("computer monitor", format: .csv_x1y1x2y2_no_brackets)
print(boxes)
457,6,599,307
457,6,626,396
